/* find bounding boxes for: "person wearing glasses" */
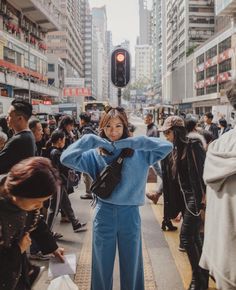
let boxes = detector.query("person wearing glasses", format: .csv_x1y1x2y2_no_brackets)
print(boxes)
61,106,172,290
159,116,208,290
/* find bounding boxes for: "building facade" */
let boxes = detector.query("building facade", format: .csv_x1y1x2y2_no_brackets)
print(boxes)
92,6,108,100
0,0,61,109
151,0,163,99
46,0,84,78
163,0,215,105
139,0,152,45
135,45,152,82
81,0,93,93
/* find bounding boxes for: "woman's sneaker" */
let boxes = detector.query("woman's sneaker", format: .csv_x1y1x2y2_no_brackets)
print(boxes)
29,251,51,261
73,221,87,232
52,232,63,240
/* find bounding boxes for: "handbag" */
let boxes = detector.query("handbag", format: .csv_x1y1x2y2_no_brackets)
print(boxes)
90,148,133,199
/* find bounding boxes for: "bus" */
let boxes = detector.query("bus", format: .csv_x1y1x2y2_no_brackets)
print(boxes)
82,100,109,126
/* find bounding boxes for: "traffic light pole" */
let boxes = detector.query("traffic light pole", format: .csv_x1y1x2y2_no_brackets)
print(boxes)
117,88,121,106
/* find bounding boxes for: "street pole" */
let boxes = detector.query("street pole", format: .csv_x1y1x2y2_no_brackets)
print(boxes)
117,87,121,106
28,31,31,104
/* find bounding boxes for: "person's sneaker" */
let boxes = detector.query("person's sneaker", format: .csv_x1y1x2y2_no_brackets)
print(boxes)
73,221,87,232
52,232,63,240
60,216,70,223
80,193,93,200
29,251,51,261
29,265,45,289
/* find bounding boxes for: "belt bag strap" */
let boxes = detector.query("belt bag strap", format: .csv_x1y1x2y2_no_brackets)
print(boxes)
90,148,134,199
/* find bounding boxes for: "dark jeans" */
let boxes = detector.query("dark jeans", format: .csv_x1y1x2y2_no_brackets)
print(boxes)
180,195,202,278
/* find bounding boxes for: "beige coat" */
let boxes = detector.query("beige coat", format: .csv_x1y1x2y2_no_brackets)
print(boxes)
200,127,236,290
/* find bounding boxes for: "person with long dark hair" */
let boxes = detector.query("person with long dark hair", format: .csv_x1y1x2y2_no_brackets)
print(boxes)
160,116,208,290
61,107,172,290
58,115,75,149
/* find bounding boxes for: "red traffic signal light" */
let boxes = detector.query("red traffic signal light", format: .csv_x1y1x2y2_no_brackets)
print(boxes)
111,48,130,88
116,53,125,62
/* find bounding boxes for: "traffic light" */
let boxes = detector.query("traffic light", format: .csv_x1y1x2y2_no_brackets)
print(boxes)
111,48,130,88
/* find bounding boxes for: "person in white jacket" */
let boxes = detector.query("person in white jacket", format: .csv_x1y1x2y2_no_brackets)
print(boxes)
200,80,236,290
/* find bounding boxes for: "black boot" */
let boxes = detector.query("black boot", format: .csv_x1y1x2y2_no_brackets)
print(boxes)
188,274,208,290
161,219,178,231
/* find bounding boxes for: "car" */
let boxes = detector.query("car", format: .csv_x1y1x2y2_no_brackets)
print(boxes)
35,113,57,131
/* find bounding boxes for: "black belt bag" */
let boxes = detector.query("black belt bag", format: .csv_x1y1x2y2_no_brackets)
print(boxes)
90,148,134,199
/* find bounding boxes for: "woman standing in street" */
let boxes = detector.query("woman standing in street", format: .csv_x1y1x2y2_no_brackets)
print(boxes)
61,107,172,290
160,116,207,290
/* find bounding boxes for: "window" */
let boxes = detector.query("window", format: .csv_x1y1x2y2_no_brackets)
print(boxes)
197,88,204,96
206,84,217,94
48,78,55,86
219,37,231,53
197,71,204,81
219,59,231,73
3,47,15,63
48,63,55,72
197,54,204,65
206,46,217,60
206,65,217,78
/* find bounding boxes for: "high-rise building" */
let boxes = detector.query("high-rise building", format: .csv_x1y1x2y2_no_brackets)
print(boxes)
166,0,215,72
151,0,163,99
0,0,61,107
139,0,152,45
189,0,236,116
47,0,84,78
163,0,215,104
92,6,108,100
81,0,93,93
135,45,152,82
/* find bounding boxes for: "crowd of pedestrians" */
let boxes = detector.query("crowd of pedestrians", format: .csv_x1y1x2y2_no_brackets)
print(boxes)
0,81,236,290
146,81,236,290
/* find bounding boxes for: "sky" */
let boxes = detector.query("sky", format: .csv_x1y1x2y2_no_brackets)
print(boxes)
89,0,142,59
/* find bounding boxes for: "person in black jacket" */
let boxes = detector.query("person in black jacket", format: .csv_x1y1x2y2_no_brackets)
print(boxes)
47,130,86,232
160,116,208,290
0,157,64,290
203,112,218,140
0,99,36,174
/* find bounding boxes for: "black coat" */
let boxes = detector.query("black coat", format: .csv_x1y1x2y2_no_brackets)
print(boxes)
0,197,58,290
161,138,206,219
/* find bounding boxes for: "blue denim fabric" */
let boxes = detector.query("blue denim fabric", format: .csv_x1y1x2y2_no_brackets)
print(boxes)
91,200,144,290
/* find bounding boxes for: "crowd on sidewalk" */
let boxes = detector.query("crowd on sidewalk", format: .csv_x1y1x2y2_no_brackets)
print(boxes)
0,81,236,290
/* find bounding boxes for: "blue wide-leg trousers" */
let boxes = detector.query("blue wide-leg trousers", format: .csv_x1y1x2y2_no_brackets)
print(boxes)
91,200,144,290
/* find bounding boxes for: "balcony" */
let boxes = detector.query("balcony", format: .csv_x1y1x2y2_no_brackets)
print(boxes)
8,0,61,32
215,0,236,16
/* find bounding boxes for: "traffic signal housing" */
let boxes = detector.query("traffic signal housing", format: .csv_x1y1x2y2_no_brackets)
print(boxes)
111,48,130,88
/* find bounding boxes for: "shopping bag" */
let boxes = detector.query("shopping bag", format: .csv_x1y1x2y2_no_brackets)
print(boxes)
47,275,78,290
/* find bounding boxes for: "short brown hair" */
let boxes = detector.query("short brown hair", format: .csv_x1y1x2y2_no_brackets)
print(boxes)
99,107,130,139
4,157,60,198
